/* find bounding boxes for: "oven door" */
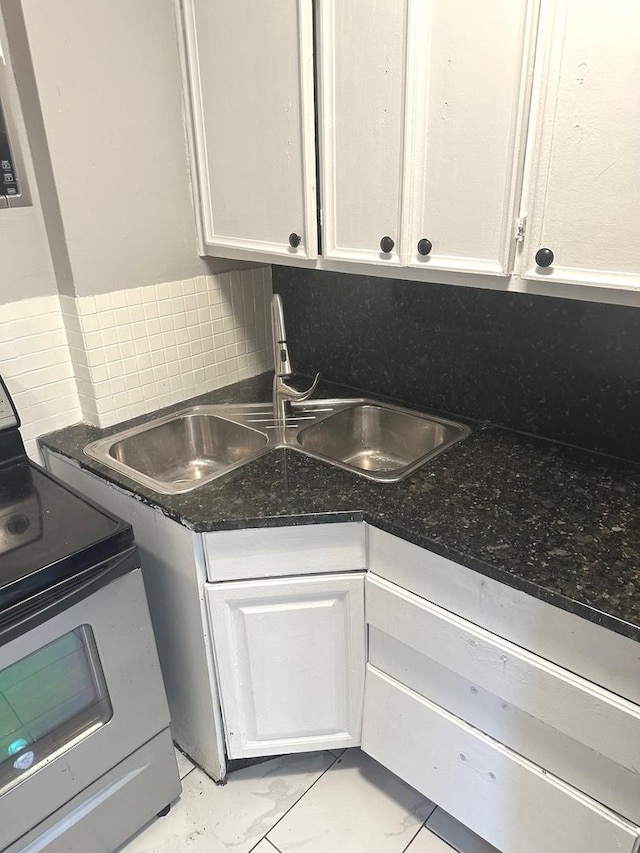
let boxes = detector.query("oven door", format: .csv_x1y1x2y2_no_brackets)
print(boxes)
0,551,171,850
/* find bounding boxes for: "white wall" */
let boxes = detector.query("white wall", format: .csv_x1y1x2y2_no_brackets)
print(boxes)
0,204,57,303
0,9,58,303
0,1,276,455
19,0,236,297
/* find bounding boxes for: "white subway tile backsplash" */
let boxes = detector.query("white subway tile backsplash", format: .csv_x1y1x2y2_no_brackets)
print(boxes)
81,313,100,333
82,296,97,314
129,304,145,323
1,268,272,454
109,290,129,309
155,282,171,301
71,267,272,427
0,294,82,460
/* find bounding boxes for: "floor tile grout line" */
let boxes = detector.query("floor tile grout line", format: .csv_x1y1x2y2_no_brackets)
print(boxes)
401,826,424,853
246,751,342,853
400,804,438,853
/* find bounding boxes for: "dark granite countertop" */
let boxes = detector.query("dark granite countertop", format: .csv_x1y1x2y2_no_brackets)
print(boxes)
38,374,640,641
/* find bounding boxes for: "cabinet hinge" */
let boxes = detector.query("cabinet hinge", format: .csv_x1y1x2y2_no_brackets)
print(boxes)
515,216,527,242
319,208,324,227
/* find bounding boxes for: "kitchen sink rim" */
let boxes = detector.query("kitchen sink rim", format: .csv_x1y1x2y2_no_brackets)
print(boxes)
83,398,471,494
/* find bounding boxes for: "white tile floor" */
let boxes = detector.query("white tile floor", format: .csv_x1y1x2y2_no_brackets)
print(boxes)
119,747,497,853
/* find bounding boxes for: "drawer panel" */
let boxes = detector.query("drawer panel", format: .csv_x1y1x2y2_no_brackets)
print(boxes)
203,523,366,582
362,666,640,853
369,626,640,823
4,729,180,853
368,526,640,705
366,574,640,820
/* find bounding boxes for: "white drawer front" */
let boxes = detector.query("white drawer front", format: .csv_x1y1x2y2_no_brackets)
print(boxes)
367,574,640,821
203,523,366,581
368,526,640,705
362,666,640,853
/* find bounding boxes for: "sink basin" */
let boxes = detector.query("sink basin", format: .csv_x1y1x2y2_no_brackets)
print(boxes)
84,399,469,493
295,402,469,482
85,408,269,494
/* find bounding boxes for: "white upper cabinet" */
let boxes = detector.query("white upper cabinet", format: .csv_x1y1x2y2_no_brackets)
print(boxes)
318,0,539,273
179,0,638,299
181,0,317,262
318,0,408,266
519,0,640,289
403,0,539,275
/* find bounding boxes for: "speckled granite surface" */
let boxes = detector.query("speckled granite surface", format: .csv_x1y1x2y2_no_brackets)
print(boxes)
39,374,640,641
274,268,640,463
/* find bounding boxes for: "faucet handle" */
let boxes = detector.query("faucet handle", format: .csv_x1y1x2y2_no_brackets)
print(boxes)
299,372,321,401
284,372,321,403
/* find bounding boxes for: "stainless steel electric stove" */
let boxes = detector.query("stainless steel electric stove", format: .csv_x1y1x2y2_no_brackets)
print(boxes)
0,376,181,853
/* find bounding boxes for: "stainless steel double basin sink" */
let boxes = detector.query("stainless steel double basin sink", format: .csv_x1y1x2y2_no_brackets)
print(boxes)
84,399,470,494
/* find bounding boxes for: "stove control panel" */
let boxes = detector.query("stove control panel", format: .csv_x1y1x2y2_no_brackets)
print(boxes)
0,375,19,431
0,34,31,210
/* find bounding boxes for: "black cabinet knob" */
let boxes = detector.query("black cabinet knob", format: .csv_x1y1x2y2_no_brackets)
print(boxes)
380,236,395,254
417,238,433,256
535,247,554,268
289,232,301,248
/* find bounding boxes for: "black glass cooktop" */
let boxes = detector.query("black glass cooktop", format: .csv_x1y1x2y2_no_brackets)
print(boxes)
0,460,133,609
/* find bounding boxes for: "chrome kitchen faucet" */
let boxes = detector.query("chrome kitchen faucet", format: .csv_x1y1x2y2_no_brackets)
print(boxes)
271,293,320,437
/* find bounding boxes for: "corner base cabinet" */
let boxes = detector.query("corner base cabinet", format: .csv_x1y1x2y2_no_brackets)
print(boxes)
39,450,640,852
206,573,366,759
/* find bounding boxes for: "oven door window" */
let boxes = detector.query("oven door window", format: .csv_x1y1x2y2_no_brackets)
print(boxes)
0,625,112,794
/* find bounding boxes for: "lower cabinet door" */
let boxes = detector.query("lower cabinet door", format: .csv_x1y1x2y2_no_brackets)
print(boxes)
206,573,365,758
362,666,640,853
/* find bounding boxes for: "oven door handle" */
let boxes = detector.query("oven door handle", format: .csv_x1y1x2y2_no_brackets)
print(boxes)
0,546,139,643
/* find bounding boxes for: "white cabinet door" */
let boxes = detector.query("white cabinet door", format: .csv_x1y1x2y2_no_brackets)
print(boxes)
318,0,538,274
318,0,408,266
519,0,640,289
181,0,317,262
403,0,538,275
206,573,365,759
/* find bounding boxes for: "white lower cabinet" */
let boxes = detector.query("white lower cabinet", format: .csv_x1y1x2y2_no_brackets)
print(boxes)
362,569,640,852
362,666,640,853
366,574,640,823
206,573,366,759
33,451,640,846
